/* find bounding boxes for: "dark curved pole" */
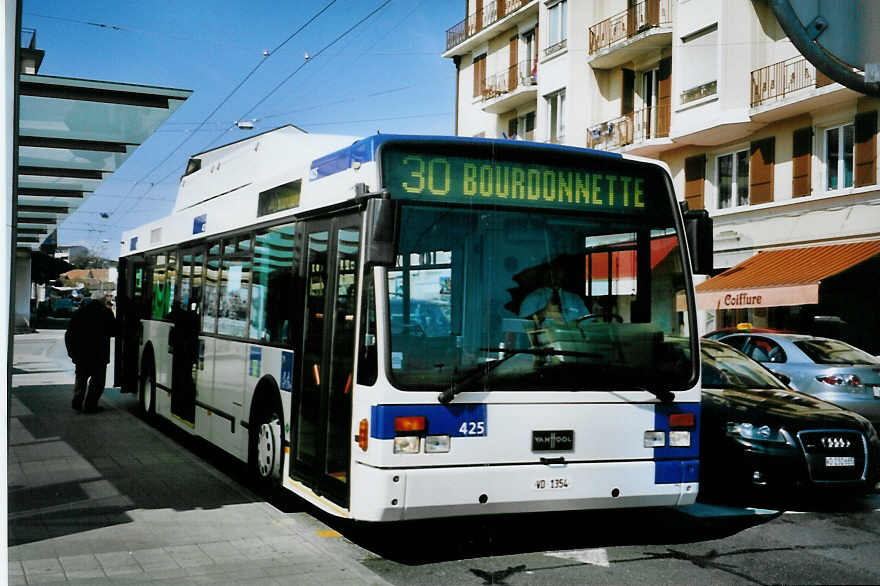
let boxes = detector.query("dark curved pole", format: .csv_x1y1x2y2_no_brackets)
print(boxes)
769,0,880,98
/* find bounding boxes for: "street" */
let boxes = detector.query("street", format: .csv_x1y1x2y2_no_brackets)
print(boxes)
9,329,880,585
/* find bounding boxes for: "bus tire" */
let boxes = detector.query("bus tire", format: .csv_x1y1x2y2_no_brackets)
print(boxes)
248,390,284,492
139,351,156,420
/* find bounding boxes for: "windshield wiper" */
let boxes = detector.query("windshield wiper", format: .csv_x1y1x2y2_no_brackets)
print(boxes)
437,347,601,404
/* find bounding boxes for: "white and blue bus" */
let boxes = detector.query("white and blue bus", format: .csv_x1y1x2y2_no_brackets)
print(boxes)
116,125,712,521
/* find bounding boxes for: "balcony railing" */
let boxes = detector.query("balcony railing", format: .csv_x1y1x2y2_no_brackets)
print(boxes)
586,106,669,150
750,56,835,108
446,0,531,51
482,60,538,101
588,0,671,55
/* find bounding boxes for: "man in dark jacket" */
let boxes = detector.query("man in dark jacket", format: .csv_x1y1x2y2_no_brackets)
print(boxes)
66,295,118,413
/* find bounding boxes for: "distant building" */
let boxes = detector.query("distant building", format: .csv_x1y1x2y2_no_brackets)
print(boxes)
443,0,880,352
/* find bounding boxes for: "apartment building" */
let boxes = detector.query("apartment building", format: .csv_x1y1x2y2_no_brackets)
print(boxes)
443,0,880,352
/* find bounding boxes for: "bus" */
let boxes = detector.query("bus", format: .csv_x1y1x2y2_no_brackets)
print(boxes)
115,125,712,522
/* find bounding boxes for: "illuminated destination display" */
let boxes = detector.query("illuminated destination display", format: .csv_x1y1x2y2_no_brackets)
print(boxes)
382,150,651,212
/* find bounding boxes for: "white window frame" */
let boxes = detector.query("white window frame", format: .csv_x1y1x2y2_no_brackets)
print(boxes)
715,148,750,210
823,122,855,192
545,90,565,143
546,0,568,47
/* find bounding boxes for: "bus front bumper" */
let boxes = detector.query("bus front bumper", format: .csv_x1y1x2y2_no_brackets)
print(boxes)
352,459,698,522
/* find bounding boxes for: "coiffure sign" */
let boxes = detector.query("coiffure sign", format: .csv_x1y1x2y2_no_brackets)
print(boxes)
692,284,820,310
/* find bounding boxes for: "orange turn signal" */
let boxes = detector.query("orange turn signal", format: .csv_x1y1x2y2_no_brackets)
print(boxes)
394,416,426,433
357,418,368,451
669,413,695,428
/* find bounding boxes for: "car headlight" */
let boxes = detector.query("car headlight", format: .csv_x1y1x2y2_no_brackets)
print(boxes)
726,422,794,445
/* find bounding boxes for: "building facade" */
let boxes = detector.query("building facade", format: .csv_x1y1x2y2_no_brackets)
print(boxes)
443,0,880,352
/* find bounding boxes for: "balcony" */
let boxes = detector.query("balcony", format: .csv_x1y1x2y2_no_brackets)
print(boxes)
479,60,539,113
587,0,671,70
445,0,533,53
750,56,861,122
586,105,670,153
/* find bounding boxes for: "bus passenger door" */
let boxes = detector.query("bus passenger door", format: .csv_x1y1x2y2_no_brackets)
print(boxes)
115,256,145,393
290,213,360,508
170,247,202,424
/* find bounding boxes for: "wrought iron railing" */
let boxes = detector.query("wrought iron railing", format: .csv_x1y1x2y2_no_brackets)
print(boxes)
588,0,671,55
750,56,834,107
586,106,669,150
482,60,538,101
446,0,532,51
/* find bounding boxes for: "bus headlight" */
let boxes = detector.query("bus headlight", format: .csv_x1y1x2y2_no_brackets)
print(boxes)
393,436,420,454
669,430,691,447
644,431,665,447
424,435,450,453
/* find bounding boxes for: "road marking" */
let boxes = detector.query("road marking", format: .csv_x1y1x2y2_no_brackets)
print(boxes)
545,548,610,567
316,529,343,538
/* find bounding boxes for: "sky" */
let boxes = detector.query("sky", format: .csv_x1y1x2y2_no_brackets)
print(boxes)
22,0,464,258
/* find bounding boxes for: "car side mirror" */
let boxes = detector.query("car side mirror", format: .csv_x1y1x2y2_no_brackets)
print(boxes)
769,370,791,386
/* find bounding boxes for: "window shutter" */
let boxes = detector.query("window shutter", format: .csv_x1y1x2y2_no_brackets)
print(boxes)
684,154,706,210
621,69,634,116
508,33,518,92
749,137,775,205
656,57,671,137
792,127,812,197
473,54,486,98
854,110,877,188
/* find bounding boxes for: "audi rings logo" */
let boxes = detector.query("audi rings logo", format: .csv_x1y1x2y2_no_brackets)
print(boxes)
820,436,852,449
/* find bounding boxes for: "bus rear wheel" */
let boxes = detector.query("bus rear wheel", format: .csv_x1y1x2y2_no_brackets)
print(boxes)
249,399,283,492
139,359,156,420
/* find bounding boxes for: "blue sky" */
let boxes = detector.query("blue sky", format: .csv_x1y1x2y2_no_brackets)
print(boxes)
22,0,463,257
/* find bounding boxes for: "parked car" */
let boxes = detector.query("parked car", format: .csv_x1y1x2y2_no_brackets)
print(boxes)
699,339,880,496
710,332,880,429
703,323,790,341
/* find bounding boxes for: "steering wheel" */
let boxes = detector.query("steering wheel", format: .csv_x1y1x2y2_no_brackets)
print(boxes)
575,313,623,324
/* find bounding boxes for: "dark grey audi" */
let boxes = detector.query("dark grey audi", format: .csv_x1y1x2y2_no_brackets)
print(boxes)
699,339,880,496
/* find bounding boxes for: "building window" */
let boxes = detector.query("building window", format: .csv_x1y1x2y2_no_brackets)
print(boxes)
825,123,855,191
508,111,535,140
546,90,565,143
546,0,567,55
680,24,718,104
716,149,749,209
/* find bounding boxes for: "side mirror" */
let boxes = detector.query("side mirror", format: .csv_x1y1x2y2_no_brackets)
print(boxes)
364,198,398,267
683,208,713,275
769,370,791,386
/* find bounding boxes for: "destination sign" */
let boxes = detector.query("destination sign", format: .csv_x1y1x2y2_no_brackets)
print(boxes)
382,150,650,213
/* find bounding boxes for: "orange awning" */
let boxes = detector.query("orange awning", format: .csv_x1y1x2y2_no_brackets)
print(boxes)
694,240,880,310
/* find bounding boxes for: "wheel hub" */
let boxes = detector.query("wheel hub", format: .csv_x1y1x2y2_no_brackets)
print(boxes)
257,416,282,479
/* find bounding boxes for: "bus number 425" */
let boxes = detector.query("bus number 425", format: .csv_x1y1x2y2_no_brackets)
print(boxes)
458,421,485,436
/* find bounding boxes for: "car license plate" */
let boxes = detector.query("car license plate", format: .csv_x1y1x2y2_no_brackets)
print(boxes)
534,478,570,490
826,456,855,467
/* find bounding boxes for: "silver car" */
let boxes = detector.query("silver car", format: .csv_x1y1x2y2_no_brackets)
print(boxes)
712,332,880,429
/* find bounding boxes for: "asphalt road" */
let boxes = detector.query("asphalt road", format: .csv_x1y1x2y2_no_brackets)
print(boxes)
12,328,880,585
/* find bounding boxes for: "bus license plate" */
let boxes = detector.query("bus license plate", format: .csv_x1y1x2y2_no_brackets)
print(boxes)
826,456,855,467
534,478,570,490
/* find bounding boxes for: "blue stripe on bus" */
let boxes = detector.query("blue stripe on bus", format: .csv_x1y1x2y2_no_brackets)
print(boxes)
309,135,624,181
654,402,700,484
370,404,488,439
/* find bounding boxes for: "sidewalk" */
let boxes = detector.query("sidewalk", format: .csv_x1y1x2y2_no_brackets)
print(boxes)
9,330,389,585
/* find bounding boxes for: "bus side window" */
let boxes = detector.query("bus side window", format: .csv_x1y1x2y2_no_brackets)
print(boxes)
357,271,377,386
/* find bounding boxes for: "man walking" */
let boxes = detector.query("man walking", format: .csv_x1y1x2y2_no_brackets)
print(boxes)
65,295,118,413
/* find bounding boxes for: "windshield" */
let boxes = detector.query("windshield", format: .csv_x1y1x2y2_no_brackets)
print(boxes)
794,338,879,365
385,203,694,392
701,342,787,390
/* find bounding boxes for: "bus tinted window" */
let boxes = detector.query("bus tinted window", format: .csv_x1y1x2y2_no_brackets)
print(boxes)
218,258,251,337
203,252,220,334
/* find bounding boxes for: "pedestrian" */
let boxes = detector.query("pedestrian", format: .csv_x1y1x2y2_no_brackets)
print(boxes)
65,295,118,413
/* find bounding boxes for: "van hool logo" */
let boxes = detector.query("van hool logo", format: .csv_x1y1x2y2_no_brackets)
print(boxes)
532,430,574,451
